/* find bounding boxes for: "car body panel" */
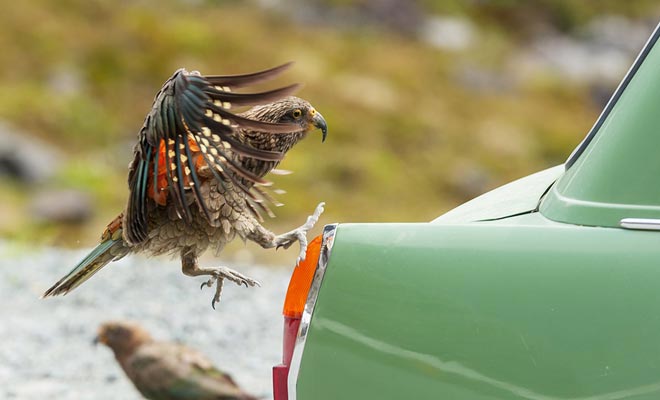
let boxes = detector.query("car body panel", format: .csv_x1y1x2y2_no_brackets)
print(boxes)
433,165,563,224
295,217,660,400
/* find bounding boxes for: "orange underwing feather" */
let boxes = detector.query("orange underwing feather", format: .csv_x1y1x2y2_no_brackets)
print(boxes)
146,137,205,206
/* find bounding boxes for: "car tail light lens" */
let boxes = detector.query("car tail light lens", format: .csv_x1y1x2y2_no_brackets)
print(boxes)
273,224,337,400
283,235,323,319
273,234,324,400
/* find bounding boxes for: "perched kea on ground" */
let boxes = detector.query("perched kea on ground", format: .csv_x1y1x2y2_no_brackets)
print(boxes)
42,63,327,308
96,321,258,400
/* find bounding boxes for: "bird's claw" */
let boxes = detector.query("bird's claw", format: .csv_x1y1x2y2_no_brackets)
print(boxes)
274,202,325,264
296,236,309,264
303,202,325,232
211,279,224,310
276,241,294,251
200,267,261,309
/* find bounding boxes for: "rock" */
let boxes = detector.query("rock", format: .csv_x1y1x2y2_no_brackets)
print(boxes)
585,15,653,54
0,122,62,184
29,189,93,224
512,16,654,84
420,16,476,51
514,34,631,84
355,0,424,36
281,0,423,36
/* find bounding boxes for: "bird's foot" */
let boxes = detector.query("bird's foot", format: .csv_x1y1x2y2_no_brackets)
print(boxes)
199,266,261,309
275,202,325,264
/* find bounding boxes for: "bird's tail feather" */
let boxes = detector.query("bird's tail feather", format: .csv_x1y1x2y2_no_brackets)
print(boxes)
42,237,128,297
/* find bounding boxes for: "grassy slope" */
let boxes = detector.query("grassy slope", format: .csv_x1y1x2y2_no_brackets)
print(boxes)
0,0,655,249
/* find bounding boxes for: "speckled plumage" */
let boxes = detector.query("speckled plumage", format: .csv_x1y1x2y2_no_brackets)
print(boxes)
43,65,327,308
96,321,257,400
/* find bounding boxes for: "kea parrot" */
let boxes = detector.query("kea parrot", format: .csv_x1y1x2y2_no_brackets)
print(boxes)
95,321,258,400
43,63,327,308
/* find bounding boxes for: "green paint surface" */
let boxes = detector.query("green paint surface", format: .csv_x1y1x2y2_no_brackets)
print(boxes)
296,218,660,399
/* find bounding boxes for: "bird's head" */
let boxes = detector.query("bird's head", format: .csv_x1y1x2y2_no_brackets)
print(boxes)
94,321,153,356
246,96,328,142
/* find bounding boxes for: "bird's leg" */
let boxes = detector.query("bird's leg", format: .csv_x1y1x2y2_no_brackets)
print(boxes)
249,202,325,264
181,248,260,309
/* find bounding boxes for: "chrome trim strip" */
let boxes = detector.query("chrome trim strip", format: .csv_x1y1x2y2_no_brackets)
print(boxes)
620,218,660,231
287,223,338,400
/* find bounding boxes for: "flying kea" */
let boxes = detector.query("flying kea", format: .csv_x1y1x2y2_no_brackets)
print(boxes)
95,321,257,400
43,63,327,308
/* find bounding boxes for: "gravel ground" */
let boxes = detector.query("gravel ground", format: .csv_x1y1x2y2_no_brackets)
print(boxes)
0,241,292,399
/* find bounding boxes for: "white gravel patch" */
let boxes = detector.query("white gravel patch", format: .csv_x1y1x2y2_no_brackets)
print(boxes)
0,242,292,399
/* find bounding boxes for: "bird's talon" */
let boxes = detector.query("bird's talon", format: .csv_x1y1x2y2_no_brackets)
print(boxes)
200,277,215,290
212,294,221,307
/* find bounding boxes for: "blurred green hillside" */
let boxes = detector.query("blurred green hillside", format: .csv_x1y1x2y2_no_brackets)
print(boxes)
1,0,659,250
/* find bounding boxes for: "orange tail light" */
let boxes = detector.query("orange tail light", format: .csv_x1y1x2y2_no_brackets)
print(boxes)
274,234,325,400
282,234,323,319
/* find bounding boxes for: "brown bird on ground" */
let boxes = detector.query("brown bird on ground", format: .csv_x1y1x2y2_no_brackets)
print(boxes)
42,63,327,308
95,321,257,400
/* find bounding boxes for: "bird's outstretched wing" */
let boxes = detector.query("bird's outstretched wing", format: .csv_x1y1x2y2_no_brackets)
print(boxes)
124,63,299,245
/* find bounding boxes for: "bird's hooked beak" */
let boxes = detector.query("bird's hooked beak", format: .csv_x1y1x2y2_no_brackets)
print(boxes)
310,109,328,142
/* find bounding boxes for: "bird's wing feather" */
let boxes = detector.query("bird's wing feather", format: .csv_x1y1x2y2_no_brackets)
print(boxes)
124,64,300,245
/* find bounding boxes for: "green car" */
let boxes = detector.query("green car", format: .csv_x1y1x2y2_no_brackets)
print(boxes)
273,24,660,400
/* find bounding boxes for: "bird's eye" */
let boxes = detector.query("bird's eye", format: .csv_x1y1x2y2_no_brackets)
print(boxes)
292,109,302,119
